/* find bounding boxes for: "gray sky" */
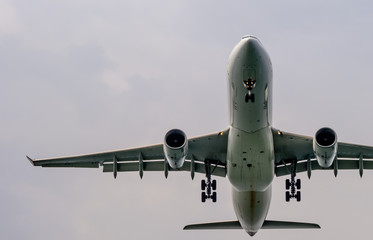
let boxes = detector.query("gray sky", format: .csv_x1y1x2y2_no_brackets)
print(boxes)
2,0,373,239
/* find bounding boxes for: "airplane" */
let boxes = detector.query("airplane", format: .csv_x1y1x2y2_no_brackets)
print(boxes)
27,36,373,236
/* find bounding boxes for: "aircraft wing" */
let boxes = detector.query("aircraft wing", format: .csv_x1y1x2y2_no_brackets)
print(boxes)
27,129,229,178
272,129,373,177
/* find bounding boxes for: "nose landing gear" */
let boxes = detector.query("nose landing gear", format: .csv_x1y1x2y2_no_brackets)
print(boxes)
245,92,255,103
243,78,256,103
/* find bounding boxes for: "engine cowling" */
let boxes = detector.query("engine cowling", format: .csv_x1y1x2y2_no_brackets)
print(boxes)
313,127,338,168
163,129,188,169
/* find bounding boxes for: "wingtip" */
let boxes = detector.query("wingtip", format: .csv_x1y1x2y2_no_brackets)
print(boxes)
309,223,321,229
26,156,35,166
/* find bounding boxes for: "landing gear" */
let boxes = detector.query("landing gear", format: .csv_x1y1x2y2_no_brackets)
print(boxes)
296,191,301,202
285,160,302,202
285,179,291,190
212,192,217,202
211,180,217,191
243,78,256,103
201,160,218,203
201,180,206,190
296,179,301,189
201,192,206,202
285,191,291,202
245,92,255,103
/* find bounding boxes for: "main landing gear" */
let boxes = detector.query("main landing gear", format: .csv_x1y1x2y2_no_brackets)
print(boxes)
201,160,218,202
285,160,301,202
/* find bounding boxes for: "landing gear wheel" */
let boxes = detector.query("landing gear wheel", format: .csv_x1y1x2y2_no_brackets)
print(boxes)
285,191,291,202
285,179,291,190
212,192,217,202
212,180,217,191
284,160,303,202
296,179,301,189
245,93,249,103
296,191,301,202
201,160,219,203
201,192,207,202
201,180,206,191
245,93,255,103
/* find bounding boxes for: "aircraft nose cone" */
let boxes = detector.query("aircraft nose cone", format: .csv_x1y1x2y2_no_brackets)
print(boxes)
236,36,264,66
241,35,259,41
247,230,257,236
241,35,262,50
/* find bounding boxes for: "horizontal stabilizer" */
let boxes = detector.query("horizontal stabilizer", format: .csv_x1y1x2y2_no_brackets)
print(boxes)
184,221,241,230
262,220,320,229
184,220,320,230
27,156,35,166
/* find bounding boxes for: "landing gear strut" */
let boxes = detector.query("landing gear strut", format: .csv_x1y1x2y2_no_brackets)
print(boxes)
285,160,301,202
201,160,217,202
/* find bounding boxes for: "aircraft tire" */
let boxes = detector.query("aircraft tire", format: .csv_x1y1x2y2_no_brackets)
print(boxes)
212,180,217,190
285,191,290,202
201,180,206,191
212,192,217,202
245,93,249,102
296,179,301,189
285,179,291,190
202,192,207,202
296,191,301,202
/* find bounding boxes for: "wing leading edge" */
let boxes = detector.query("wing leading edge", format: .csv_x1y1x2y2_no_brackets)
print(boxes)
27,129,229,178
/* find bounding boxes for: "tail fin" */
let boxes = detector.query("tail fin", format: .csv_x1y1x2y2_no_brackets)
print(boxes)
184,220,320,230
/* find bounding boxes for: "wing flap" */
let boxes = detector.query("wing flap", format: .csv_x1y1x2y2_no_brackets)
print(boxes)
103,160,226,177
40,162,99,168
276,159,373,177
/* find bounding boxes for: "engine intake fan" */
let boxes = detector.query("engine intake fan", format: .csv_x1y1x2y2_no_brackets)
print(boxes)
164,129,188,169
313,127,337,168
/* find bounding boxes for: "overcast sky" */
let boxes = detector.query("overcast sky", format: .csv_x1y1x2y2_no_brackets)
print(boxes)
2,0,373,239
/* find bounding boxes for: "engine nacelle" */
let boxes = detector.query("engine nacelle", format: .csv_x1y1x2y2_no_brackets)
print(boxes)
313,127,338,168
164,129,188,169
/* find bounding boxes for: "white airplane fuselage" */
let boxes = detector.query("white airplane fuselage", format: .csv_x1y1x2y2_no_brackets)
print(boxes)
227,36,274,235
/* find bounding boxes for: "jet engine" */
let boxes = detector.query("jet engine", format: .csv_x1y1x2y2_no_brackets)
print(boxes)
313,127,338,168
164,129,188,169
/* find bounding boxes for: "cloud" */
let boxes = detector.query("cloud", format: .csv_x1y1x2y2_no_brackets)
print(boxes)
0,1,20,37
3,1,373,240
101,69,131,95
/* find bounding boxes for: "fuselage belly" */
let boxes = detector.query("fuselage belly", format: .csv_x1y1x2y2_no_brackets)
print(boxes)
226,36,274,234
